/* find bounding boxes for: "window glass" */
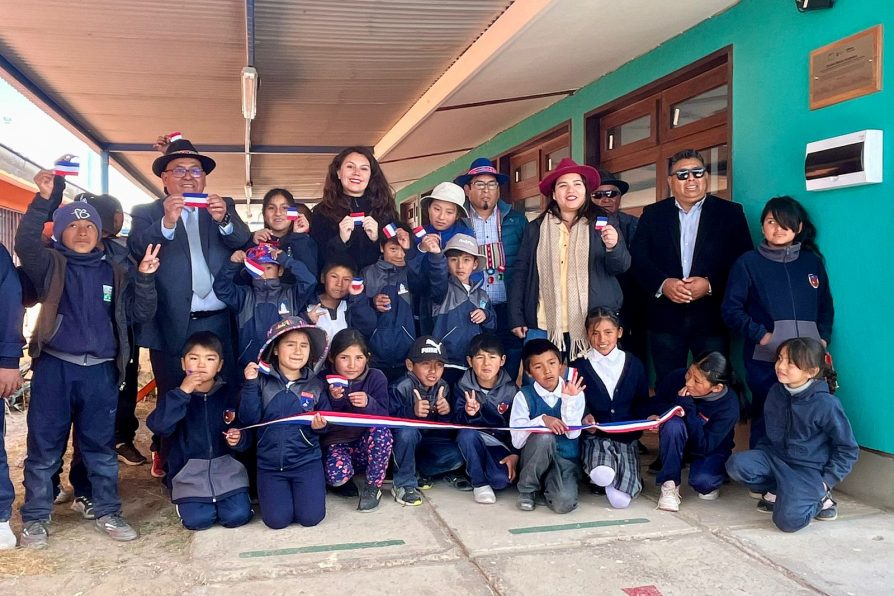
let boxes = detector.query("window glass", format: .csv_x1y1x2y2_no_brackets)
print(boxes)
607,115,651,150
670,85,728,128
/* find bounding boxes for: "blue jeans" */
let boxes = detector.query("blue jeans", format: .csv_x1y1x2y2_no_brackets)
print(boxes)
21,355,121,522
256,461,326,530
176,491,253,531
391,429,463,489
456,430,511,490
0,404,14,521
656,416,728,495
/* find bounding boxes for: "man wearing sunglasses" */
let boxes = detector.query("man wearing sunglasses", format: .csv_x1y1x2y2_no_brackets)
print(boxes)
591,171,638,244
630,149,752,383
128,137,250,479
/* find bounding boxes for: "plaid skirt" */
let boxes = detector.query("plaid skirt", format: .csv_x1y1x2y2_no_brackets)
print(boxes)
581,436,642,498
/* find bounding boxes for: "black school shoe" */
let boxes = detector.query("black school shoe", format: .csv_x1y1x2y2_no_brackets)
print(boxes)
815,491,838,521
329,482,360,498
444,473,473,492
116,442,147,466
358,484,382,512
757,498,775,513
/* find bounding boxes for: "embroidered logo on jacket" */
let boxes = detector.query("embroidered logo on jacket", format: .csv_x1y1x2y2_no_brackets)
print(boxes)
808,273,819,289
497,402,509,415
223,409,236,424
299,391,315,411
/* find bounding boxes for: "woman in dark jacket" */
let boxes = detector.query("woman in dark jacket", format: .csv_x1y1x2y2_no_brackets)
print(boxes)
310,147,400,272
508,158,630,361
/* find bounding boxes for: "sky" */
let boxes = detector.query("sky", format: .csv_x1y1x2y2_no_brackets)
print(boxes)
0,78,155,212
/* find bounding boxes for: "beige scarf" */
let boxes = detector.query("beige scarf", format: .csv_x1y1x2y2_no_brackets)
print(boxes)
536,214,590,360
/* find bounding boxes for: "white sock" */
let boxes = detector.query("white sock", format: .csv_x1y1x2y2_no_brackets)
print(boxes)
762,491,777,503
605,486,632,509
589,465,616,487
0,521,16,549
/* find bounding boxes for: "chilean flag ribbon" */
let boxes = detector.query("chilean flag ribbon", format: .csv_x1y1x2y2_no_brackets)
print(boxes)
54,156,80,176
168,131,183,142
350,212,365,226
258,360,271,375
325,375,349,388
245,257,265,278
237,406,685,434
382,222,398,239
183,192,209,208
413,226,427,240
286,206,299,220
595,216,609,231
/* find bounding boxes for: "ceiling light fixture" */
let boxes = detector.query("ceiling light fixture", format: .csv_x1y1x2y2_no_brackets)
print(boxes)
241,66,259,120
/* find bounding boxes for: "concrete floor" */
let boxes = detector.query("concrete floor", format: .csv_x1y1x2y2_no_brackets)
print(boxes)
0,406,892,595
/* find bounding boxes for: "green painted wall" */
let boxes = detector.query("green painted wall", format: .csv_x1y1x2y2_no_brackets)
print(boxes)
398,0,893,453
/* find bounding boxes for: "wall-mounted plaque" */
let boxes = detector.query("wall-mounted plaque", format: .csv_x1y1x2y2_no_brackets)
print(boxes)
810,25,882,110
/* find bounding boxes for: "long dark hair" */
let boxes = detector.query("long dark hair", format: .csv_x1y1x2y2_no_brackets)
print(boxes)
692,351,749,421
777,337,838,393
760,196,824,262
314,146,398,225
328,329,371,365
536,175,602,225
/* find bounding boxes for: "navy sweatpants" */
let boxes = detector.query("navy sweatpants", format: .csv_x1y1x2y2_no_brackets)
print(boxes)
726,448,825,533
21,355,121,522
176,491,253,531
256,460,326,530
391,429,464,489
656,416,728,495
744,359,777,448
456,429,511,490
0,405,14,522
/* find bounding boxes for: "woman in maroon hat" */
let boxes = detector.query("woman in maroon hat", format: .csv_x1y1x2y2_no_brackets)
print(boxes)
310,147,399,272
507,158,631,361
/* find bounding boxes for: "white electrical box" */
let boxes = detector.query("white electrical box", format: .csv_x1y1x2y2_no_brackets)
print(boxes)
805,129,883,191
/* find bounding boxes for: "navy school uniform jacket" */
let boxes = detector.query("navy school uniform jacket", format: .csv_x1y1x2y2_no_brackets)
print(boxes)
722,242,834,363
146,379,249,503
213,253,316,367
15,194,156,384
239,366,331,472
432,276,496,367
352,254,447,369
409,223,470,335
453,368,518,448
654,368,740,458
389,372,454,437
0,244,25,371
318,367,389,448
761,380,858,488
571,350,650,444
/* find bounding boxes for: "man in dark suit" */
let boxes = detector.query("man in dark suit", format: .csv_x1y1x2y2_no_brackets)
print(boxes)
128,139,250,476
630,149,752,384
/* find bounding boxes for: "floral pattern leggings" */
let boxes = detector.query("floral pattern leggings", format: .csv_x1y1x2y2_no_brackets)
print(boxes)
324,427,393,488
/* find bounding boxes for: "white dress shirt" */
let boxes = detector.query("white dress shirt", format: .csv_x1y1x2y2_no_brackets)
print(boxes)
509,379,585,449
586,347,626,399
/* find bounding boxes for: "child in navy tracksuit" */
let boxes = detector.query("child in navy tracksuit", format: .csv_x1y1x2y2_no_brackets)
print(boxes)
0,243,25,549
653,352,742,513
15,172,159,548
239,317,331,529
214,244,316,368
572,308,650,509
353,223,447,382
412,182,474,334
389,336,464,506
722,196,834,448
433,233,496,387
319,329,393,512
510,339,586,514
453,334,519,505
147,332,253,530
727,337,858,532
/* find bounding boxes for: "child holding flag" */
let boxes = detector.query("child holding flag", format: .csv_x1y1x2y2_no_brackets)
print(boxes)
247,188,318,279
214,244,316,368
302,258,362,342
238,317,331,529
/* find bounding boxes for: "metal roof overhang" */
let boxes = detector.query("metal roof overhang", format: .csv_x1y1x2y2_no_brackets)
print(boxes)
0,0,738,211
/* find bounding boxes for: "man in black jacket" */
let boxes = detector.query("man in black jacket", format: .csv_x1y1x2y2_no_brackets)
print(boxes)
630,149,752,383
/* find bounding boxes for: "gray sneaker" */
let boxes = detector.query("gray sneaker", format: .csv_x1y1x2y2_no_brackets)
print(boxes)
391,486,423,506
94,513,139,541
20,520,49,549
71,496,96,520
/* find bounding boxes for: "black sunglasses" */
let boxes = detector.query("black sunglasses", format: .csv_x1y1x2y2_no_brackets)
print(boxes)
672,167,707,180
592,190,620,199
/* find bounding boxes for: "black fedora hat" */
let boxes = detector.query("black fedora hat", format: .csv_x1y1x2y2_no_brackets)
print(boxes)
152,139,217,177
596,169,629,195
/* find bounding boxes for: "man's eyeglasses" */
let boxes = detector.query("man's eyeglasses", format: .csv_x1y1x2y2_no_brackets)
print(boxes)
164,166,205,179
592,190,620,199
671,167,707,181
472,181,500,191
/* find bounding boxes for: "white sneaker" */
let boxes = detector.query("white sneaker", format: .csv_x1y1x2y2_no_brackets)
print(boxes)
657,480,681,512
473,485,496,504
698,489,720,501
0,520,16,549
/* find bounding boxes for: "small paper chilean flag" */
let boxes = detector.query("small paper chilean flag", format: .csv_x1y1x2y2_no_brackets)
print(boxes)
383,222,398,239
245,257,265,278
564,367,578,384
350,212,365,226
325,375,349,389
258,359,272,375
183,192,209,208
286,206,299,220
350,277,364,293
594,216,609,231
53,156,80,176
413,226,427,240
168,131,183,142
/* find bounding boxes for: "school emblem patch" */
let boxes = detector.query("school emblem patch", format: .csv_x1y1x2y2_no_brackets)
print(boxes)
299,391,315,411
223,409,236,424
497,402,509,414
808,273,819,289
